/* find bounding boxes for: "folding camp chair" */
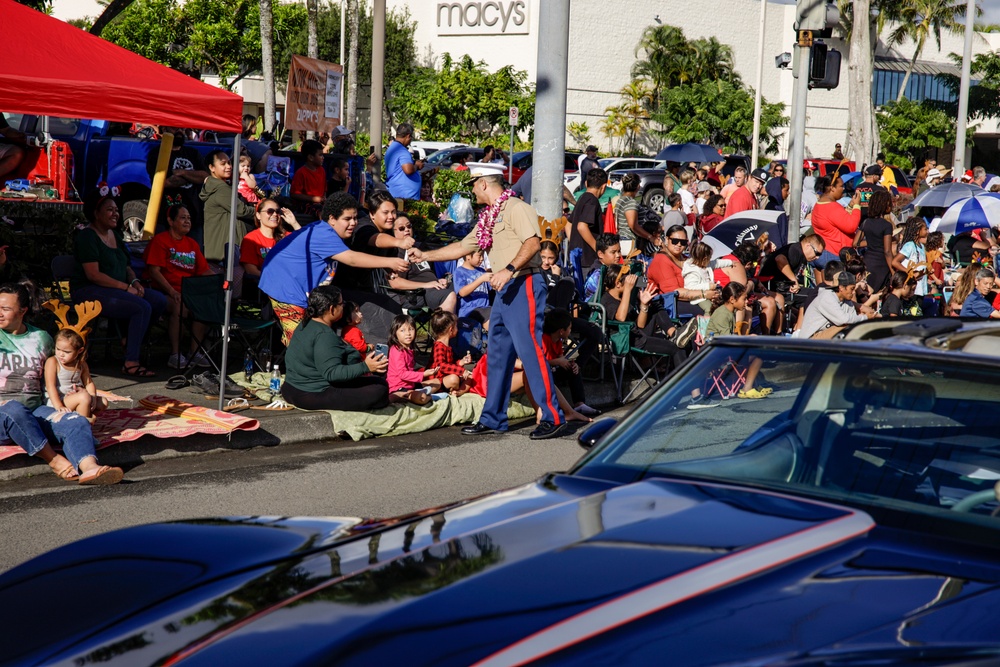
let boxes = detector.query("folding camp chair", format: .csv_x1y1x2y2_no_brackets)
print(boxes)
702,358,749,400
371,268,434,353
607,320,677,403
50,255,127,361
180,274,275,377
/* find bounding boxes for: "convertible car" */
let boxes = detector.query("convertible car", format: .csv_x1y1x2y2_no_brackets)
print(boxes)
3,319,1000,666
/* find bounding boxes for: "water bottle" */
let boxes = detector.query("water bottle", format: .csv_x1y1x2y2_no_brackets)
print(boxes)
243,350,254,382
270,365,282,394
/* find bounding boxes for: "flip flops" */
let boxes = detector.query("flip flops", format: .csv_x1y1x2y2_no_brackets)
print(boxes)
78,465,124,486
52,463,79,481
222,398,251,413
165,375,190,390
252,399,295,412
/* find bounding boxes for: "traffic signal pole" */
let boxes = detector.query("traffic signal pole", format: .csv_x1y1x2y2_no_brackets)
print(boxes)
785,29,811,244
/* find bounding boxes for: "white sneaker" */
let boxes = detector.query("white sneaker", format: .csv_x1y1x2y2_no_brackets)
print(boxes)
189,351,213,368
167,353,188,369
686,394,719,410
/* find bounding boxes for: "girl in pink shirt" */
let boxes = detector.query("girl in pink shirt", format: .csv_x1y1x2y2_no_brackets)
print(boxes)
386,314,440,405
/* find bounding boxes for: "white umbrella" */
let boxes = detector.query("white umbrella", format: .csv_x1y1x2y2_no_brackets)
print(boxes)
933,193,1000,235
910,181,985,209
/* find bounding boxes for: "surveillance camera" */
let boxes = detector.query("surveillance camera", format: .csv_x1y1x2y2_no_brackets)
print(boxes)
775,52,792,69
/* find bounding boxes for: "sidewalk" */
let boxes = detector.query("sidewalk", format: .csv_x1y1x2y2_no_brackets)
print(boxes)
0,365,623,483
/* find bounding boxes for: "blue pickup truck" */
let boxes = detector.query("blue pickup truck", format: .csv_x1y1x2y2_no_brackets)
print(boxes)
2,114,364,238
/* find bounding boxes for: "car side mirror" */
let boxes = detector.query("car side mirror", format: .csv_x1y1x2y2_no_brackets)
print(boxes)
578,418,617,450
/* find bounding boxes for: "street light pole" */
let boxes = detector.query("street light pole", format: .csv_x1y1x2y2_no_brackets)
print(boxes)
532,0,570,221
751,0,768,171
785,35,810,244
370,0,385,159
952,0,976,176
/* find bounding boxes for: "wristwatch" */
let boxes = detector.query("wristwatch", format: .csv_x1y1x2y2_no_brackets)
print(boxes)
505,263,516,273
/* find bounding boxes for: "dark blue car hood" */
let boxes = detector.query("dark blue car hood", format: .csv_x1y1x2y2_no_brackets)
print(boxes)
2,475,998,667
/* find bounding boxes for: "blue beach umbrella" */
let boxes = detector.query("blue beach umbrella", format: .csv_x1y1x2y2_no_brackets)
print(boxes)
935,193,1000,235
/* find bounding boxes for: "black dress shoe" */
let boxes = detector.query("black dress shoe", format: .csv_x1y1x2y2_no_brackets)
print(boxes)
462,422,498,435
529,421,569,440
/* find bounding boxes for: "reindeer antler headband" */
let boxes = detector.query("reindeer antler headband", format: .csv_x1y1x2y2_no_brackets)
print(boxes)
538,214,568,242
42,300,103,342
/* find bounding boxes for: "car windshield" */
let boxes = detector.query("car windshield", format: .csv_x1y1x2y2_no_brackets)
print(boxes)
574,344,1000,529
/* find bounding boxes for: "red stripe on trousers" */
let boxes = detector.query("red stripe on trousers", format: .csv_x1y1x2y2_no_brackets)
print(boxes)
525,274,561,424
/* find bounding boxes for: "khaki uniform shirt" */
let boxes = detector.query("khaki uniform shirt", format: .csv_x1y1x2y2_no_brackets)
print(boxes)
460,196,542,273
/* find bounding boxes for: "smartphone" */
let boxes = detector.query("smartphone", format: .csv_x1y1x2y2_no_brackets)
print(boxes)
369,145,376,156
374,343,388,358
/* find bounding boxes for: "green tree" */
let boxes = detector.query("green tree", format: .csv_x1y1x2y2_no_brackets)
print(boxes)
651,80,786,155
631,24,740,107
566,122,591,150
601,81,653,155
886,0,966,102
877,98,956,170
101,0,305,88
936,51,1000,121
392,54,535,143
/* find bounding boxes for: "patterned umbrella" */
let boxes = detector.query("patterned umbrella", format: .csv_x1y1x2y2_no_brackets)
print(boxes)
933,193,1000,235
702,210,783,256
910,181,985,209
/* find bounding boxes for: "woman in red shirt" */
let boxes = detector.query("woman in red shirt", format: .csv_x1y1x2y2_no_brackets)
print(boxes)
810,176,861,259
240,198,301,280
647,224,720,317
143,204,215,368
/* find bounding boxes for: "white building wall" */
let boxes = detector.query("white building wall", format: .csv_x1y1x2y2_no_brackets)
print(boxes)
390,0,999,164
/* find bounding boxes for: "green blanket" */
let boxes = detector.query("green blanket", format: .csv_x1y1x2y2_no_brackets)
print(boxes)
231,373,536,441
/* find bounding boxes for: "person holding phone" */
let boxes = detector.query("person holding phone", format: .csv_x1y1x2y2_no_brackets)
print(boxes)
281,285,390,411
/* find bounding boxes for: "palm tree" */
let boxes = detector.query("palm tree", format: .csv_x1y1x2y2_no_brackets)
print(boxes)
887,0,965,102
631,24,691,106
259,0,276,134
617,80,654,154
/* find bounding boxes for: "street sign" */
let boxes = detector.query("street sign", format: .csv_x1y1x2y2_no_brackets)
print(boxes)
509,106,519,126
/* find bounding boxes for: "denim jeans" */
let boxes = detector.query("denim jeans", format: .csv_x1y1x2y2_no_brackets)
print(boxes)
0,401,98,469
72,285,167,363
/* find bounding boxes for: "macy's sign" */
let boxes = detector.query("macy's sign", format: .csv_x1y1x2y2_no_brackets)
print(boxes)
436,1,529,36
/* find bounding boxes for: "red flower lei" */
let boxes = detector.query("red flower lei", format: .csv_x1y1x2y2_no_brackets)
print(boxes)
475,189,516,251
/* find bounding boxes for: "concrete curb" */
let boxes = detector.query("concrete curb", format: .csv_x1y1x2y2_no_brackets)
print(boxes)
0,374,631,483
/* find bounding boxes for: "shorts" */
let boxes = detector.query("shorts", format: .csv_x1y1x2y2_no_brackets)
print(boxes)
392,286,452,310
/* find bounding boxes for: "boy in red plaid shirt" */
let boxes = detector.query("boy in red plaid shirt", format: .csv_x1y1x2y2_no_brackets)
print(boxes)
430,310,473,396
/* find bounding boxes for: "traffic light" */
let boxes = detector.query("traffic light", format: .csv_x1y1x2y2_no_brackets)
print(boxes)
809,42,842,90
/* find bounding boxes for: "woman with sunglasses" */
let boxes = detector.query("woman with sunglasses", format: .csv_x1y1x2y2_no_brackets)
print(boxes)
698,194,727,236
240,198,301,281
648,224,720,317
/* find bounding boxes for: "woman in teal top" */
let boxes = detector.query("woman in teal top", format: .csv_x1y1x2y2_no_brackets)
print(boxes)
71,188,166,377
280,285,391,411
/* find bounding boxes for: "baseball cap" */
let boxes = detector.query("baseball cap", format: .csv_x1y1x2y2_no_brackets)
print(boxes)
749,167,769,182
331,125,353,138
962,169,974,182
836,272,857,288
585,145,598,152
803,160,817,171
864,165,882,176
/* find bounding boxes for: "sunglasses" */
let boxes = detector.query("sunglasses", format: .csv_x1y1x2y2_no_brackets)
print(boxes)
774,169,785,174
808,243,822,256
261,207,280,215
668,238,688,247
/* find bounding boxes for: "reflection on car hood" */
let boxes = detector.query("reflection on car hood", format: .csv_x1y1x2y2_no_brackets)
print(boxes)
3,477,1000,667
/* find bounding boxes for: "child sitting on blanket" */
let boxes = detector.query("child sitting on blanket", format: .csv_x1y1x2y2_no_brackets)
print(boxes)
429,310,472,396
340,301,368,355
386,314,440,405
44,329,108,424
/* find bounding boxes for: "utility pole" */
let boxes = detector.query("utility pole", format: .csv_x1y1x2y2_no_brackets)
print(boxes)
370,0,385,158
953,0,976,177
751,0,768,171
785,20,812,243
532,0,570,221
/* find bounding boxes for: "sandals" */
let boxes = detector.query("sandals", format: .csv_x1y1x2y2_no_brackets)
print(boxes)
253,399,295,411
122,364,156,378
78,465,124,486
51,463,79,482
165,375,190,390
223,397,250,413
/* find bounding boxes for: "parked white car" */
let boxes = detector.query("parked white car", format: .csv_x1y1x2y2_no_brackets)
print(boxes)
409,141,467,161
565,156,664,191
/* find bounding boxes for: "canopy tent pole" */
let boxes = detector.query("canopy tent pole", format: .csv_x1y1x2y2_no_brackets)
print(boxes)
217,134,243,413
144,133,173,239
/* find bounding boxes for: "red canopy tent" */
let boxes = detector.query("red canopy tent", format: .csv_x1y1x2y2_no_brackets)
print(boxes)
0,0,243,132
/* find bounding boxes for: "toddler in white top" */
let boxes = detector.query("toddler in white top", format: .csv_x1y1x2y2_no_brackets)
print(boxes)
683,241,733,313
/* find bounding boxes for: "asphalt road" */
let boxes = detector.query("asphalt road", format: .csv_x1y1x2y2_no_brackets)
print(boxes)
0,413,623,574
